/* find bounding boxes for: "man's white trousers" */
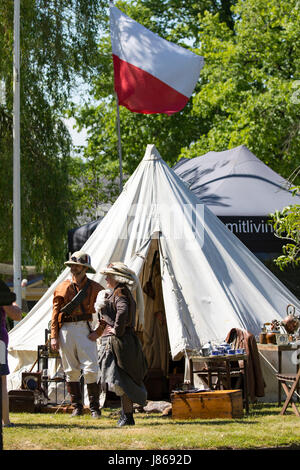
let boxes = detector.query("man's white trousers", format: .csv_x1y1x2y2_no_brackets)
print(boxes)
59,322,98,384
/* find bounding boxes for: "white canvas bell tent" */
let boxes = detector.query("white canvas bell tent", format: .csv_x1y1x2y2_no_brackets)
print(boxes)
7,144,300,392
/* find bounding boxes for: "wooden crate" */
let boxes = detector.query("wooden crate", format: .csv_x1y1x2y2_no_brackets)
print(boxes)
171,389,243,419
8,389,36,413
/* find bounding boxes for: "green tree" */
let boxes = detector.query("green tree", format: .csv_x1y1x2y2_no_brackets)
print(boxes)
136,0,237,37
71,0,211,188
180,0,300,179
270,186,300,269
73,0,299,210
0,0,106,280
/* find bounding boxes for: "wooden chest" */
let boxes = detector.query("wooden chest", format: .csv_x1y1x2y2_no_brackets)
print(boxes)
8,389,36,413
171,390,243,419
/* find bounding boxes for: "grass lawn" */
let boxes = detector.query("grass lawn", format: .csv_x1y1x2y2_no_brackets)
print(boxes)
2,402,300,452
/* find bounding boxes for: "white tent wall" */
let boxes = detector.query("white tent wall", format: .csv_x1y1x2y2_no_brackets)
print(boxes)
153,152,300,356
7,144,300,402
7,153,156,392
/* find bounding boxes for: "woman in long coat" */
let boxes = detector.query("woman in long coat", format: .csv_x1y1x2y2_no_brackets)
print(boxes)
88,262,147,426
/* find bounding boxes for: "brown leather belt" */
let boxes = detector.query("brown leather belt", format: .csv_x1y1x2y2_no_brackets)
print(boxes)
63,314,92,323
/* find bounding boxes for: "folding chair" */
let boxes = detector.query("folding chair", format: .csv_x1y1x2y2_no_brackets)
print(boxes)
276,367,300,417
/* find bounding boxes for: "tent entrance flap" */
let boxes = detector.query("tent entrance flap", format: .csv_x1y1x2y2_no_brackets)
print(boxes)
137,238,170,378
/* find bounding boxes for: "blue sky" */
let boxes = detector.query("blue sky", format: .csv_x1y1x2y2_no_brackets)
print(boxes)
63,117,88,147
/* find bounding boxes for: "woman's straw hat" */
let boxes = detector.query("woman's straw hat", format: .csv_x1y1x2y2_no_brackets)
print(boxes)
100,262,135,284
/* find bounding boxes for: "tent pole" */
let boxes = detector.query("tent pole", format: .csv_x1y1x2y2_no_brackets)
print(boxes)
115,93,123,193
13,0,22,313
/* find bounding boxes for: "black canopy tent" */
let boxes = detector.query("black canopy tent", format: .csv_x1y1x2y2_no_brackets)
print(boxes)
67,218,102,255
173,145,300,254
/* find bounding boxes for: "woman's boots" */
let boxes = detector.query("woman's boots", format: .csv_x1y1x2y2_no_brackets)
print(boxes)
118,411,135,426
118,394,135,426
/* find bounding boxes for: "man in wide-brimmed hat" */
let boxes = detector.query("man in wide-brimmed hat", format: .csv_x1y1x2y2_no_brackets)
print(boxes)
50,251,104,418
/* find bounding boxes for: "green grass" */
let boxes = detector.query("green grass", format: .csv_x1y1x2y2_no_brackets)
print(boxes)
2,403,300,451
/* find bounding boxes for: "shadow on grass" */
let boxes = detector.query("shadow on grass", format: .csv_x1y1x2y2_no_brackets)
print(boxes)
142,420,257,426
8,420,248,429
6,423,116,430
7,416,257,430
247,403,283,417
133,402,286,424
8,403,283,430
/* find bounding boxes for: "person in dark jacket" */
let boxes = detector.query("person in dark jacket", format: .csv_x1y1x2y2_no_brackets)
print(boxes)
1,300,22,427
88,262,147,427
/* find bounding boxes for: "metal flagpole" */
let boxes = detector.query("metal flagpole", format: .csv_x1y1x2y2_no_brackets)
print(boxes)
13,0,22,311
115,93,123,192
110,1,123,193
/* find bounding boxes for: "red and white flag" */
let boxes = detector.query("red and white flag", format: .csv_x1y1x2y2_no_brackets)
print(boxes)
110,6,204,115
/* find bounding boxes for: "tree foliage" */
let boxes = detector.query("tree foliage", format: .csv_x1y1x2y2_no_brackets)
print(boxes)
180,0,300,178
71,0,229,202
270,187,300,269
1,0,300,280
135,0,237,38
73,0,300,211
0,0,106,280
